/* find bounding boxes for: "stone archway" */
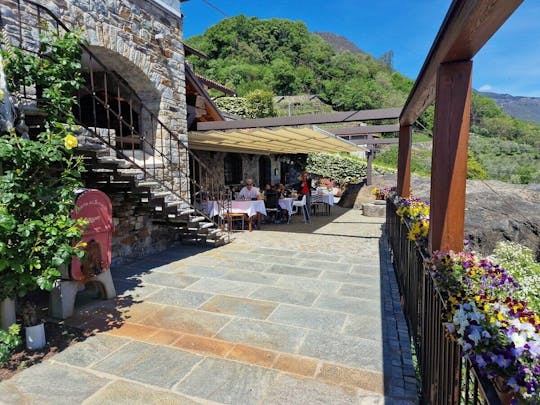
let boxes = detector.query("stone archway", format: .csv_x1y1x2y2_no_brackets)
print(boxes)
78,47,162,152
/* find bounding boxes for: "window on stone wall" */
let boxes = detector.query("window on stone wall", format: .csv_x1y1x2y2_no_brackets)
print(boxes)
224,153,243,185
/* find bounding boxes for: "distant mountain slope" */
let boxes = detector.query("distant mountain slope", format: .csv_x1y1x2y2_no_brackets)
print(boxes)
479,91,540,124
315,32,366,55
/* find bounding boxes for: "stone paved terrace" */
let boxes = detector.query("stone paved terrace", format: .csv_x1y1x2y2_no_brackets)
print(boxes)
0,206,418,404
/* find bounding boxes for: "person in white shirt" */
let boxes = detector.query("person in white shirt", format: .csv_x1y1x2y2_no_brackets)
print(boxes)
238,179,259,200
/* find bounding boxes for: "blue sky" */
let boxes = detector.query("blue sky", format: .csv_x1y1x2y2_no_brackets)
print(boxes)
180,1,540,97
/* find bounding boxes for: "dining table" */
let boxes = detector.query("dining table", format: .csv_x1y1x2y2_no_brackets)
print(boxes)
311,192,334,215
206,200,267,231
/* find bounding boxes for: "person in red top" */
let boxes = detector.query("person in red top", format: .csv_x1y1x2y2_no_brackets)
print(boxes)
297,171,313,207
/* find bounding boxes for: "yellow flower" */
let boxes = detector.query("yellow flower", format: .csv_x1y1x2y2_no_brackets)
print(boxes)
64,134,78,150
0,88,4,99
497,312,504,321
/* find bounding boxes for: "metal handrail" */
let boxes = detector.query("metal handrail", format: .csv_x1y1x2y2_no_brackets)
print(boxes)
1,0,227,238
386,200,501,404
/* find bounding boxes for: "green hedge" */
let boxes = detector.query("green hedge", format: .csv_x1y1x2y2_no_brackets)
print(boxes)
306,153,367,183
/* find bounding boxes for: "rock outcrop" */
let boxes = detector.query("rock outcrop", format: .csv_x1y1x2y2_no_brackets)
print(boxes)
355,175,540,259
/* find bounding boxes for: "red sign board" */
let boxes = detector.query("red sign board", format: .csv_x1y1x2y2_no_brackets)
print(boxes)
70,189,113,281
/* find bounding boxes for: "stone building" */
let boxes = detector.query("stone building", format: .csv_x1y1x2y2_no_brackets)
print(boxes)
0,0,199,263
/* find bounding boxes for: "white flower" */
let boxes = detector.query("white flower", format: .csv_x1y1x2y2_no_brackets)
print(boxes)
509,332,527,348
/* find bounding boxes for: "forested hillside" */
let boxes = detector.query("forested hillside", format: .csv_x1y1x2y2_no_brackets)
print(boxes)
186,15,540,184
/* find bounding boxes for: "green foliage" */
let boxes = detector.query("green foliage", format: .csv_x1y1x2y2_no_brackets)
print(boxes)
0,324,21,365
189,16,540,184
2,29,84,124
215,89,275,118
0,28,87,299
466,151,489,180
306,152,366,183
186,16,410,110
468,134,540,184
492,242,540,313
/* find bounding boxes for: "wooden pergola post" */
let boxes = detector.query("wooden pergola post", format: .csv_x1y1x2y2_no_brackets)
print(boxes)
397,125,412,197
429,61,472,253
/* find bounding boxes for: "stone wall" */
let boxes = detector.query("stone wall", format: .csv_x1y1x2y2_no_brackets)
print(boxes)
110,194,179,266
0,0,189,261
195,151,284,191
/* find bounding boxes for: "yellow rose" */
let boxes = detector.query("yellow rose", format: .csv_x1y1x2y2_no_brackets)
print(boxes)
64,134,78,150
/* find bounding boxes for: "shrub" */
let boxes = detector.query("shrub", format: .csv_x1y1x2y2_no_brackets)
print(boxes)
0,324,21,365
306,152,366,183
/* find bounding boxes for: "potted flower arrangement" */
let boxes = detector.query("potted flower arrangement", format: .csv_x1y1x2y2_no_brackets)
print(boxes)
429,251,540,402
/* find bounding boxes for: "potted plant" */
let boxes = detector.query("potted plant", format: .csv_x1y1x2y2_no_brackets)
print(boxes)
21,301,45,350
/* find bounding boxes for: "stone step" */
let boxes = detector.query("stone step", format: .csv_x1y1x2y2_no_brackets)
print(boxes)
188,216,206,223
179,208,195,216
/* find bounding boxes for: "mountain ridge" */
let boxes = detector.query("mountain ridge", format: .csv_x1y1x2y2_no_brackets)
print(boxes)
478,91,540,124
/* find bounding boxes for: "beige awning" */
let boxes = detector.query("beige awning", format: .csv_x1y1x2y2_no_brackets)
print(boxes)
188,126,359,154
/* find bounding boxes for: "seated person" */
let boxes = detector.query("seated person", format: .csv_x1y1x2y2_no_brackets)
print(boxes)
277,183,290,198
238,179,259,200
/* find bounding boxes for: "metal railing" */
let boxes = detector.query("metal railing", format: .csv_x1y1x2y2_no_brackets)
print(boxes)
0,0,228,238
386,201,502,405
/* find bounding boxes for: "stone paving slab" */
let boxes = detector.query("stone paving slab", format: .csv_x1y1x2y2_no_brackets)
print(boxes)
186,277,259,297
268,304,347,332
260,373,359,405
338,283,381,299
215,318,307,353
297,258,352,272
313,294,381,317
140,272,199,289
50,333,129,368
84,379,206,405
177,265,230,278
221,269,281,285
144,305,231,337
174,357,278,405
298,330,383,372
199,295,278,320
90,341,203,388
265,263,322,278
320,270,381,286
249,285,319,306
144,287,213,308
0,362,110,404
0,206,418,404
275,274,341,294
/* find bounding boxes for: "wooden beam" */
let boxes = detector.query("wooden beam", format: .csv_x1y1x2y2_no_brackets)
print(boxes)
429,61,472,252
400,0,523,126
197,108,402,131
397,125,412,198
329,124,399,136
347,138,400,145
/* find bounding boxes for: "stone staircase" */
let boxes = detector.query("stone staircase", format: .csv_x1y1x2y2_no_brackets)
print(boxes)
76,135,228,247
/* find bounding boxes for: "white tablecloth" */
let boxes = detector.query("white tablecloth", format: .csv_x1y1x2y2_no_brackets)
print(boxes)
278,198,294,215
207,200,267,218
311,193,334,206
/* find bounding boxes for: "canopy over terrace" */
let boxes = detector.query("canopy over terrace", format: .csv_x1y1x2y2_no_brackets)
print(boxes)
189,107,401,154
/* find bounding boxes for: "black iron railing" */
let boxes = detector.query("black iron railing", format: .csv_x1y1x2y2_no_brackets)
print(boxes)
0,0,228,237
386,201,502,405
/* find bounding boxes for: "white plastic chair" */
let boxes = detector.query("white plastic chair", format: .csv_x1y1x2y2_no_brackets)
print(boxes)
290,195,310,223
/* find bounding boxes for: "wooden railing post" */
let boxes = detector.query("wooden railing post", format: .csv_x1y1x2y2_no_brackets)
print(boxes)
397,125,412,197
429,60,472,253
